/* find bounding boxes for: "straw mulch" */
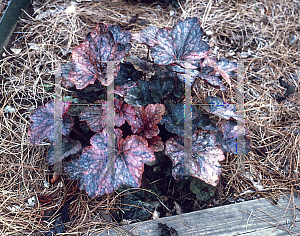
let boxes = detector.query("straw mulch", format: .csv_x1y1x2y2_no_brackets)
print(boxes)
0,0,299,234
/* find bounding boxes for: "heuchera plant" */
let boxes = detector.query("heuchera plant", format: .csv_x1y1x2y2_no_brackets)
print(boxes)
28,18,250,198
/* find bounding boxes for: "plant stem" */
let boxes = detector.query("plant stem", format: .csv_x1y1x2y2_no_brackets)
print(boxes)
175,73,178,91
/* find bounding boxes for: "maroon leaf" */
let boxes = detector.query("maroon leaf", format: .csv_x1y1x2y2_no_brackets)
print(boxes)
87,23,126,85
131,104,165,139
80,99,136,130
113,99,136,127
28,100,73,145
69,41,97,90
147,136,164,152
80,102,105,132
64,129,155,197
114,82,137,97
165,131,225,186
37,195,53,203
150,17,210,66
69,23,126,89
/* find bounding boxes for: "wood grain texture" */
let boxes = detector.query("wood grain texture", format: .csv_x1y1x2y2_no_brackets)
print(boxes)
93,195,300,235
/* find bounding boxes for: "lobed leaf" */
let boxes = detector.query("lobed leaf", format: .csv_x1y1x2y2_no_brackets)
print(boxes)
131,104,165,139
173,62,200,85
113,99,136,127
215,119,251,155
201,57,236,86
68,41,97,90
108,25,132,53
150,17,210,65
64,129,155,197
69,23,127,89
204,96,244,122
147,136,164,152
114,81,137,97
80,102,105,132
124,80,154,106
132,25,158,47
68,80,105,105
28,100,73,145
149,77,174,103
160,103,211,136
80,99,135,130
114,62,143,86
197,63,226,91
165,130,225,186
46,137,82,165
200,74,227,92
61,62,75,88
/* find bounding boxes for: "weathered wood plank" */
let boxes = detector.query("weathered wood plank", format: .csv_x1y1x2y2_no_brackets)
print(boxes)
94,195,300,235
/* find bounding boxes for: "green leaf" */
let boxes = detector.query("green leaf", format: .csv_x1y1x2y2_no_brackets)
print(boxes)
190,178,216,201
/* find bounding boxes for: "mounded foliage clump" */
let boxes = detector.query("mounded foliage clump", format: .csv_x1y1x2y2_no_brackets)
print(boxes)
28,17,250,198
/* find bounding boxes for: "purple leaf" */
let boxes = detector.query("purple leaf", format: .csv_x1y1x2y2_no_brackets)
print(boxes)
204,96,244,122
124,80,154,106
80,102,105,132
46,137,82,165
150,17,210,65
218,119,248,140
165,131,225,186
61,62,75,88
108,25,132,53
196,58,235,91
200,74,227,92
69,23,126,89
216,120,250,155
28,100,73,145
80,99,136,130
160,103,210,136
69,40,98,90
201,57,235,86
131,104,165,139
132,26,158,47
64,129,155,197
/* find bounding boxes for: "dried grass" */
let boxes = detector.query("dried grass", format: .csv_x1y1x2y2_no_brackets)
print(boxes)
0,0,299,234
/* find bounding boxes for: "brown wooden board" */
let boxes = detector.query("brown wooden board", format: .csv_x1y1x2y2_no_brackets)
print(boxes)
93,195,300,235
